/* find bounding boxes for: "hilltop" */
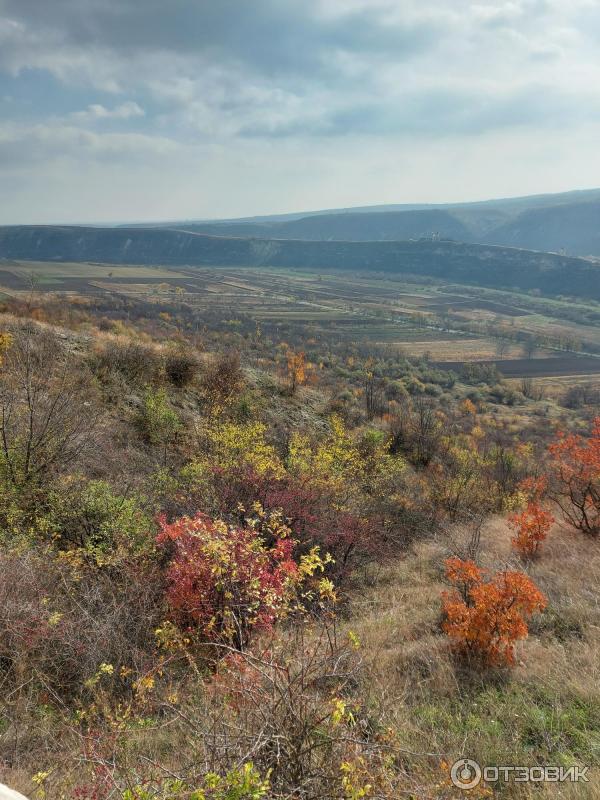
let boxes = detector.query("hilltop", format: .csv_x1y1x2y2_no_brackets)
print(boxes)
1,224,600,300
127,188,600,257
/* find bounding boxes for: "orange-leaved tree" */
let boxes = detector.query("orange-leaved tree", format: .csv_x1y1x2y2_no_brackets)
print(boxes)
547,417,600,535
442,557,547,666
508,502,554,559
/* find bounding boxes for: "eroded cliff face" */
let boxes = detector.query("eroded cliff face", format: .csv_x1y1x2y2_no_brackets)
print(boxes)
1,224,599,299
0,225,253,266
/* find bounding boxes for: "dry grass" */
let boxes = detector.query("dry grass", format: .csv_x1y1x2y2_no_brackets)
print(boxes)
402,339,547,362
344,519,600,797
2,519,600,798
506,373,600,399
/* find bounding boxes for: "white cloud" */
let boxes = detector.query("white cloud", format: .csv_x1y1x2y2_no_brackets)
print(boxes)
0,120,177,169
71,101,145,122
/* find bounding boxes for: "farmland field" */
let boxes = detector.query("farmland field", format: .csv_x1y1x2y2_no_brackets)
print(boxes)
434,356,600,378
2,258,600,380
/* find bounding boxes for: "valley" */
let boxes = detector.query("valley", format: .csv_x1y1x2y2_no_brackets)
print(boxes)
3,258,600,400
4,1,600,796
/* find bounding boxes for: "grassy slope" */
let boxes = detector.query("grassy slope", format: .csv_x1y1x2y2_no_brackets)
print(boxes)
350,519,600,796
0,306,598,797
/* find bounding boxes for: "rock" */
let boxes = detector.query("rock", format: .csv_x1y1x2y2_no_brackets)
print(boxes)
0,784,29,800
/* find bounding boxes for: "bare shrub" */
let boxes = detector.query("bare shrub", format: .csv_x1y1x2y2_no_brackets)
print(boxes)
0,324,99,489
202,349,245,408
0,548,162,704
91,339,163,386
54,618,404,799
164,347,199,388
200,621,363,794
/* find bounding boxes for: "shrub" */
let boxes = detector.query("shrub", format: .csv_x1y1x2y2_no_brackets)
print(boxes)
508,502,554,559
255,475,375,574
424,383,442,397
286,348,306,394
51,479,153,556
203,350,245,408
157,509,330,649
442,557,547,666
0,330,12,365
122,764,270,800
175,462,376,580
137,388,181,448
0,324,98,491
0,548,162,701
201,622,383,799
92,339,163,386
62,619,388,800
165,347,199,387
202,420,283,477
562,383,600,409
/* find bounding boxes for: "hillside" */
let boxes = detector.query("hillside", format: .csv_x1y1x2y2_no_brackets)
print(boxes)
175,208,474,242
130,187,600,226
489,200,600,255
132,188,600,256
0,284,599,798
2,224,600,300
176,199,600,256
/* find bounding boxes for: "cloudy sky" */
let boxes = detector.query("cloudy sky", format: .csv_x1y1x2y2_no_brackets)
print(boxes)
0,0,599,224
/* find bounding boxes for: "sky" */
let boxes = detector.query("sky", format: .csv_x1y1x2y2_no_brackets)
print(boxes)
0,0,599,224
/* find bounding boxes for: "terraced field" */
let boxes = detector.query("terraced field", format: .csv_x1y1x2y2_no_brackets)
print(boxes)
436,356,600,378
2,259,600,380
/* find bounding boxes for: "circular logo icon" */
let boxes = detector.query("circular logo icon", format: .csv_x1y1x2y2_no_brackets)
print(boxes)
450,758,482,790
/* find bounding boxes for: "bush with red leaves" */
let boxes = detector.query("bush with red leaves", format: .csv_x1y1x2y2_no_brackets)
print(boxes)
176,467,379,579
157,512,302,649
547,416,600,535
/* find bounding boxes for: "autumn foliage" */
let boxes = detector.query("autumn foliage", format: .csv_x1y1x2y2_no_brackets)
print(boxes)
442,557,547,666
286,348,306,393
157,507,331,649
508,502,554,558
0,332,12,366
547,416,600,535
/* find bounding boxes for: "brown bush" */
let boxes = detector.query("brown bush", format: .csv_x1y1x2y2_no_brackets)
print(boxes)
0,548,162,703
164,347,199,387
91,339,163,386
0,324,99,489
202,349,245,407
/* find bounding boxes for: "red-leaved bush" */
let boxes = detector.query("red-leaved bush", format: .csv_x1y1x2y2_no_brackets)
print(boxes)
157,511,302,649
184,467,378,578
442,557,547,666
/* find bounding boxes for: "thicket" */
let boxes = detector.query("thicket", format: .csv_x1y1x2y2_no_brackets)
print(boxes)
0,296,596,798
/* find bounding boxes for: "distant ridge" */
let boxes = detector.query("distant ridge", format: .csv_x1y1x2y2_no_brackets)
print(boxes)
2,224,600,300
123,188,600,257
126,187,600,227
